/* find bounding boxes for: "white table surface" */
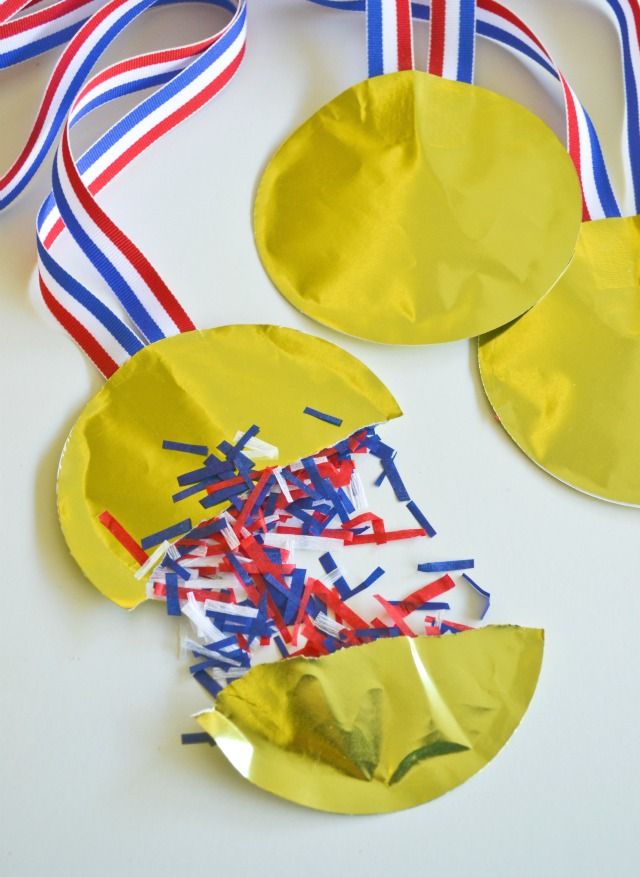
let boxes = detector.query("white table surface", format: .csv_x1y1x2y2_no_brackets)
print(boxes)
1,1,638,874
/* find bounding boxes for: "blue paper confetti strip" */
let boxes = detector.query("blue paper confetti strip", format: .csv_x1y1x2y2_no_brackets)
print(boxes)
338,486,355,513
287,503,325,536
165,573,182,617
197,637,238,656
322,636,341,654
193,670,223,699
405,500,437,538
348,566,386,599
218,440,255,484
381,455,411,501
189,519,227,540
210,616,251,635
263,491,278,518
361,432,393,458
303,456,332,498
353,627,403,640
172,478,217,503
303,406,343,427
190,658,227,675
319,552,351,600
263,547,288,564
463,573,491,620
332,437,352,460
146,422,491,700
164,556,191,582
249,594,269,645
282,468,323,500
234,424,260,451
389,600,451,612
204,455,234,477
244,472,276,528
274,635,289,658
304,456,351,524
285,569,306,625
180,732,215,746
141,518,192,550
228,496,245,512
306,596,324,619
263,573,290,601
163,440,209,456
226,552,254,588
177,465,219,487
418,559,474,573
200,481,250,509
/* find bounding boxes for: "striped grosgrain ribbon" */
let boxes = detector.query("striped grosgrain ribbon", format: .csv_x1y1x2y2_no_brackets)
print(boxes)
1,0,247,377
366,0,413,75
427,0,475,83
307,0,622,221
602,0,640,214
0,0,104,69
427,0,619,221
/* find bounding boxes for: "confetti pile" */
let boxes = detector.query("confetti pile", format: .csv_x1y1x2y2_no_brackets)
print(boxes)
100,421,491,699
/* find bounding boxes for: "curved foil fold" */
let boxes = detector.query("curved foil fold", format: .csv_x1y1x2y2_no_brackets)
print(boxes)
197,625,544,814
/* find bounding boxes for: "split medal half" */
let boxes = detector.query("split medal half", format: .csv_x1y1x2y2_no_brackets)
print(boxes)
479,0,640,506
254,0,582,344
2,0,542,813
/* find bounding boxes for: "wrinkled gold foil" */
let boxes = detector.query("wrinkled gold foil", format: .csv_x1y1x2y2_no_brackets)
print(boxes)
197,626,544,814
254,70,581,345
479,217,640,506
57,325,401,608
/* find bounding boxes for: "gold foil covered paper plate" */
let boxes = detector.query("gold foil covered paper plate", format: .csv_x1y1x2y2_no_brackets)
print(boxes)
57,324,401,608
254,69,581,345
197,625,544,814
479,217,640,506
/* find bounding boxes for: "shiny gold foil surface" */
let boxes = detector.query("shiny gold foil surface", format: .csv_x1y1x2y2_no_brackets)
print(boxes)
57,325,401,608
255,70,581,345
197,626,544,814
479,217,640,506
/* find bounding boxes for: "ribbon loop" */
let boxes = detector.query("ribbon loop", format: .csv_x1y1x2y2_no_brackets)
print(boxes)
1,0,247,376
427,0,476,84
603,1,640,215
0,0,104,70
308,0,621,221
366,0,414,77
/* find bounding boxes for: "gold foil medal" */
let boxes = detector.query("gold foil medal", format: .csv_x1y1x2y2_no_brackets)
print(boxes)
197,626,544,814
479,217,640,506
477,0,640,506
57,325,402,608
254,68,581,344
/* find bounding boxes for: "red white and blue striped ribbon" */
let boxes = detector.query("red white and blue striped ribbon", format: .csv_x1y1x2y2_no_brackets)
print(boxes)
603,0,640,215
1,0,247,376
366,0,413,76
308,0,621,221
475,0,620,222
427,0,475,84
0,0,104,69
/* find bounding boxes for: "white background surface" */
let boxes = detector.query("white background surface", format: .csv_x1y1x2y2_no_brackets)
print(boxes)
1,1,639,874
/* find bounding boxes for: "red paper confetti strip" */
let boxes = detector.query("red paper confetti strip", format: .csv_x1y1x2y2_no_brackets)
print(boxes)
98,510,148,566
